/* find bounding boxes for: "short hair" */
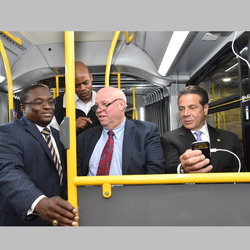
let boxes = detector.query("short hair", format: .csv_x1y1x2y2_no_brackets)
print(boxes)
37,80,50,89
178,85,209,107
20,84,48,104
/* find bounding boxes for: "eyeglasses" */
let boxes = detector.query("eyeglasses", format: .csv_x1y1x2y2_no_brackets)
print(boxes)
92,98,122,112
22,99,55,107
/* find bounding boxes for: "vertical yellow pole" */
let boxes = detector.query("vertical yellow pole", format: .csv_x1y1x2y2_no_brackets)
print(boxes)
64,31,78,216
112,72,121,89
132,87,138,120
55,75,60,97
0,39,14,122
105,31,120,87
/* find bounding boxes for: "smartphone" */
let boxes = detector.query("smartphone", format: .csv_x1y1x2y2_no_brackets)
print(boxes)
191,141,211,167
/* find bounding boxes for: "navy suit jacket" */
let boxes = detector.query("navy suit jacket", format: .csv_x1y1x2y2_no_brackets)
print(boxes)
161,125,244,173
77,119,165,175
0,116,67,226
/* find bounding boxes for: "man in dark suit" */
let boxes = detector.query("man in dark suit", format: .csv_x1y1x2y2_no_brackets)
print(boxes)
77,87,165,176
0,84,79,226
50,61,100,134
161,85,244,173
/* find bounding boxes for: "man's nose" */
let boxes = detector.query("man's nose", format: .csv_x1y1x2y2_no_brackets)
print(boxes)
183,109,190,116
79,83,86,90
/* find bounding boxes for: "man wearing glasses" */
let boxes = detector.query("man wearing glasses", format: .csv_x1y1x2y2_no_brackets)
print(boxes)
77,87,165,176
50,61,100,134
0,84,79,226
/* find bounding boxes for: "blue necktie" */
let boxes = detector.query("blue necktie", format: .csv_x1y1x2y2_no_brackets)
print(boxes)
194,131,202,141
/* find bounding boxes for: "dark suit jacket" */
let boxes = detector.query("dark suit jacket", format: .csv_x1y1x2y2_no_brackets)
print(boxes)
77,119,165,175
161,125,244,173
54,94,100,133
0,116,67,226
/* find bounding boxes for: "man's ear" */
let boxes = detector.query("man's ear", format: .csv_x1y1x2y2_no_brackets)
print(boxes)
89,73,93,82
20,104,26,115
204,103,209,115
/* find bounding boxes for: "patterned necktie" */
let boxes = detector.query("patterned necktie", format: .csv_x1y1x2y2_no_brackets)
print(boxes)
194,130,202,141
41,127,63,186
96,130,114,176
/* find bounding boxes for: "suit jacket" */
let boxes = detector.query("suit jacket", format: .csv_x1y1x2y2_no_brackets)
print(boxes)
77,119,165,175
54,94,100,133
160,125,244,173
0,116,67,226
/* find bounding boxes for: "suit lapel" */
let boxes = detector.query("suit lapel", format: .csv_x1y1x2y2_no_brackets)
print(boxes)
178,126,196,147
87,126,103,164
20,116,58,167
122,119,135,174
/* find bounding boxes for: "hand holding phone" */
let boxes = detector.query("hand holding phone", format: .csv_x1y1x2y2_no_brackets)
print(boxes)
191,141,211,167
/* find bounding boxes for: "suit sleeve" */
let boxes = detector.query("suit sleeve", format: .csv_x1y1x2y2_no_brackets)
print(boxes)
0,125,43,220
161,134,181,173
231,133,245,172
144,123,165,174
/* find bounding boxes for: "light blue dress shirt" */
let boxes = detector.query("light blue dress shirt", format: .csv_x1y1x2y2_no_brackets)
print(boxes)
88,118,126,176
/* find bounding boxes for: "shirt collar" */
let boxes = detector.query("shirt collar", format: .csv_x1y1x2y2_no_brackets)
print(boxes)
103,117,126,139
35,123,52,133
62,90,96,108
191,121,209,137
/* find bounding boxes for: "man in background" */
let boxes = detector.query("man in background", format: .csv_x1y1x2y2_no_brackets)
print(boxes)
50,61,100,134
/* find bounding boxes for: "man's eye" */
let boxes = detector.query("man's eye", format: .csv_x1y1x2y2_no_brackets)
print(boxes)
34,101,43,105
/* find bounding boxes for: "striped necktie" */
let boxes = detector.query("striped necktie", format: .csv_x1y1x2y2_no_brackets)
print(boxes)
96,130,114,176
194,130,202,141
41,127,63,186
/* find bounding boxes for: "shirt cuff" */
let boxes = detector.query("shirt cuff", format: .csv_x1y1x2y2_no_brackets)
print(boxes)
27,195,46,215
177,163,184,174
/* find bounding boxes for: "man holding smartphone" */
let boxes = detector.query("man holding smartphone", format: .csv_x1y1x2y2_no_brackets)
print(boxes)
161,85,244,173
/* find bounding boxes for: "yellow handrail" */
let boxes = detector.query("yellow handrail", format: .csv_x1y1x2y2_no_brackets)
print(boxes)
0,39,14,122
125,31,134,44
55,75,64,98
2,31,22,45
73,172,250,198
112,72,121,89
73,173,250,185
64,31,78,217
105,31,120,87
132,87,138,120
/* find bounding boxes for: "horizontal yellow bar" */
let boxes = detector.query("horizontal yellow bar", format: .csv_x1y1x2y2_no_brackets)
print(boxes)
73,172,250,186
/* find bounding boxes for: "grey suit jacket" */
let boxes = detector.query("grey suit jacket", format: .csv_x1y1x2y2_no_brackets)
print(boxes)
77,119,165,175
0,116,67,226
161,125,244,173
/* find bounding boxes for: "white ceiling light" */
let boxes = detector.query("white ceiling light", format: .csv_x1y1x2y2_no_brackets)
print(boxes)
223,78,231,82
0,75,5,83
158,31,189,76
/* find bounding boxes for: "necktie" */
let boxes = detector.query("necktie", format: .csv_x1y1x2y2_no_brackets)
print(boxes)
194,130,202,141
96,130,114,176
41,127,63,186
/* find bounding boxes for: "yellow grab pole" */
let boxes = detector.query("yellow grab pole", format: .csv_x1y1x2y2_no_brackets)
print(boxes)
55,76,59,97
55,75,64,97
105,31,120,87
112,72,121,89
2,31,22,45
132,87,138,120
64,31,78,214
0,39,14,122
73,172,250,187
125,31,134,44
